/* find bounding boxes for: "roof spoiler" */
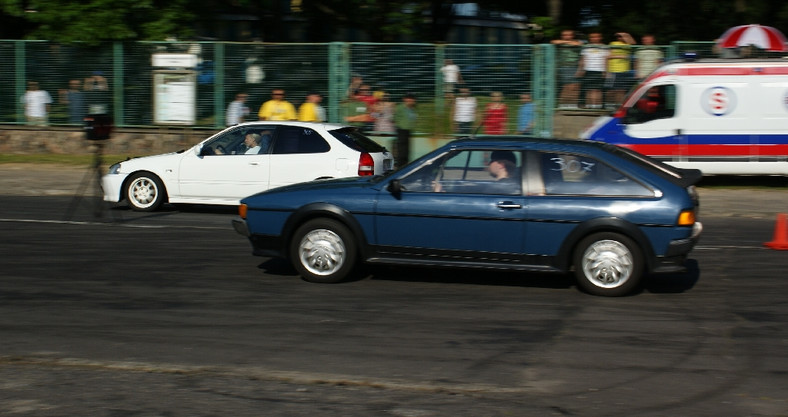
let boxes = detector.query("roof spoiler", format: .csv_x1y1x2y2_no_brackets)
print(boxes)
676,168,703,187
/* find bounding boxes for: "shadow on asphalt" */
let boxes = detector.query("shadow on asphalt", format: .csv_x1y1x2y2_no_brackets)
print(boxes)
256,257,701,296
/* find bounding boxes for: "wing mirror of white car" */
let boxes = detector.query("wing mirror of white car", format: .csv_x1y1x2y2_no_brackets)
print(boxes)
195,144,203,156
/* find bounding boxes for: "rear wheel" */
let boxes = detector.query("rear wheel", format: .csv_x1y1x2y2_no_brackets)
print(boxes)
573,232,643,296
125,172,166,212
290,219,357,283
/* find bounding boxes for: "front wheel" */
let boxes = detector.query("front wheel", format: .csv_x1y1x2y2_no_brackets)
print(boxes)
125,172,166,212
290,219,357,284
573,232,643,296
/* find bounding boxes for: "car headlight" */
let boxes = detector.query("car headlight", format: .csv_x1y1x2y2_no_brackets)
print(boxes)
108,163,121,174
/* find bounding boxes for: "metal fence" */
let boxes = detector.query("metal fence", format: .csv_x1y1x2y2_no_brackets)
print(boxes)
1,40,731,137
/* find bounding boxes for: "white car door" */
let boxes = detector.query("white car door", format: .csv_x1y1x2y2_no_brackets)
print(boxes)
177,127,274,202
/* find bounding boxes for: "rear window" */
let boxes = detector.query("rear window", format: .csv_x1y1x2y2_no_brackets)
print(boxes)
330,127,388,153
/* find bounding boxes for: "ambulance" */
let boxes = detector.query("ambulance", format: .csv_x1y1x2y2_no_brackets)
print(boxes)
580,59,788,175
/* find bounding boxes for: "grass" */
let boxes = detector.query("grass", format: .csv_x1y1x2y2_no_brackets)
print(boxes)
0,154,130,166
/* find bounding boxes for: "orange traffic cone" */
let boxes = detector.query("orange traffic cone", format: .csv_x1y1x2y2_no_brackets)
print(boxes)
764,213,788,250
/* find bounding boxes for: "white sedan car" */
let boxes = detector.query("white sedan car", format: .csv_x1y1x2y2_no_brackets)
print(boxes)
103,122,394,211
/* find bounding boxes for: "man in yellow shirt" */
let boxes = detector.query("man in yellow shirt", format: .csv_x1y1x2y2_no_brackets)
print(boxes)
298,92,325,122
258,88,296,120
606,32,636,109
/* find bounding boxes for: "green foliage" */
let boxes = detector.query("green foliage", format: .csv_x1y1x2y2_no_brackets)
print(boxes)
0,0,194,45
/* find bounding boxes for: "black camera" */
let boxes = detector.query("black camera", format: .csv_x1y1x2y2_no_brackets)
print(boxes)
84,114,113,141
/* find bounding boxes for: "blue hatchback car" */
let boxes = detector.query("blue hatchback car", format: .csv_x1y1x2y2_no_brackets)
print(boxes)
233,137,702,296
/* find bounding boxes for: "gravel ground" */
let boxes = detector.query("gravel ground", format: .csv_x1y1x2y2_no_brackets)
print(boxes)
0,163,786,219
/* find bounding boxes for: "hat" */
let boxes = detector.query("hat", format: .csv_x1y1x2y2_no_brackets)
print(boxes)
490,150,516,165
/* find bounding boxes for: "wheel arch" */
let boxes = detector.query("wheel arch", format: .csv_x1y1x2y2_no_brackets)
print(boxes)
555,217,656,272
122,170,169,203
281,203,369,260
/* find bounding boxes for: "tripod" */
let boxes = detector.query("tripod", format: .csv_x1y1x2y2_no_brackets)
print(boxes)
64,142,119,222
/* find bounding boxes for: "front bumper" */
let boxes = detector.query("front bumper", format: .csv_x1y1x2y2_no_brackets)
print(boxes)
232,219,283,258
101,173,128,202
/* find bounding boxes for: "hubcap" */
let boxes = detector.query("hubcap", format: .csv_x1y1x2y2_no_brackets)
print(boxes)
581,240,633,288
298,229,346,276
130,178,157,207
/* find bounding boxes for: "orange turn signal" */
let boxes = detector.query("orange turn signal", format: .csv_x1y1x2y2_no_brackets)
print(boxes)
238,203,248,219
677,209,696,226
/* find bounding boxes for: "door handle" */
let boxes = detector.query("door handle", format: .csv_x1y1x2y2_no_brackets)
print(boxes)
249,162,259,166
497,201,522,209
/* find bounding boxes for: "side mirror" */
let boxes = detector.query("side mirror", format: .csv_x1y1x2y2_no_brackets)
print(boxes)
195,144,203,156
387,179,403,199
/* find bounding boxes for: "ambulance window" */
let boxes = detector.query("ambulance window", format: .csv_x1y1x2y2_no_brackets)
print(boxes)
625,84,676,124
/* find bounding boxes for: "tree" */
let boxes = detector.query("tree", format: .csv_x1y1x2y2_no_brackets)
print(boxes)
0,0,195,45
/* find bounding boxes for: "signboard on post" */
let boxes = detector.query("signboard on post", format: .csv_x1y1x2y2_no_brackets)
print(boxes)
150,54,199,125
152,71,196,125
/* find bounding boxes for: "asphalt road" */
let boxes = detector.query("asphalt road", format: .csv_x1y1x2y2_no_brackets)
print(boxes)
0,167,787,416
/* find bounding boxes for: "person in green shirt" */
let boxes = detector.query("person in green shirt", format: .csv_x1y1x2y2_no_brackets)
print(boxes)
394,93,417,168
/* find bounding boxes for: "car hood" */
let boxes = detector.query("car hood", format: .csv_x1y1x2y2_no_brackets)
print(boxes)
241,176,380,204
116,151,183,170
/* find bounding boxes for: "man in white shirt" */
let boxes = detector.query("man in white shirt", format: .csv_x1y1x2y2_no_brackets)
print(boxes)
452,87,477,135
21,81,52,125
226,93,250,126
440,59,464,95
576,33,609,109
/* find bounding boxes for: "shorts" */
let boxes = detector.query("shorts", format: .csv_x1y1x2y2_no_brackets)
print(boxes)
558,66,577,86
582,71,604,90
607,71,632,90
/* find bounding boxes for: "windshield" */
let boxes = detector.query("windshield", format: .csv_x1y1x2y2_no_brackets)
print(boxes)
329,127,388,153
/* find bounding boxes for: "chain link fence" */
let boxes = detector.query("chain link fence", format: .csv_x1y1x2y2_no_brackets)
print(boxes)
4,39,779,138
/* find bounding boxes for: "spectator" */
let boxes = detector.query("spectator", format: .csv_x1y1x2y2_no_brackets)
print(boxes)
372,91,395,133
606,32,636,108
59,79,86,124
353,84,378,131
346,74,363,98
440,59,464,96
258,88,296,121
576,32,609,109
84,70,109,114
634,34,664,80
452,87,477,135
298,92,325,122
516,93,534,135
482,91,508,135
21,81,52,126
394,93,417,167
551,29,583,108
341,95,374,132
226,93,250,126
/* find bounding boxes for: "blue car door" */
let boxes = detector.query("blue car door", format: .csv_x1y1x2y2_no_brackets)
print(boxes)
373,149,526,260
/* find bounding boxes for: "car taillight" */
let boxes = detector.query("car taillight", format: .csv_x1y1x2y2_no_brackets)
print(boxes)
358,152,374,176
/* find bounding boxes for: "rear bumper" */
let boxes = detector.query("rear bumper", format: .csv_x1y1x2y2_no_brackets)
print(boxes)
653,222,703,273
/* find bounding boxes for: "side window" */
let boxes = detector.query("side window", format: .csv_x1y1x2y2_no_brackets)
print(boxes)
202,128,244,156
272,126,330,154
624,84,676,124
203,127,275,156
399,149,522,195
540,152,653,197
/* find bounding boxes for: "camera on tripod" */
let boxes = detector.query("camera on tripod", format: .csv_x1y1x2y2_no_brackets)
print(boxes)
84,114,113,141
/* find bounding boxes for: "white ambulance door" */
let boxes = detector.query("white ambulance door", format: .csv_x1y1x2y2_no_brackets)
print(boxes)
621,84,680,139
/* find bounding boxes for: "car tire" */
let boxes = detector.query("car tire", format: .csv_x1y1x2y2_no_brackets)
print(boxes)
290,218,357,284
125,172,166,212
573,232,643,296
